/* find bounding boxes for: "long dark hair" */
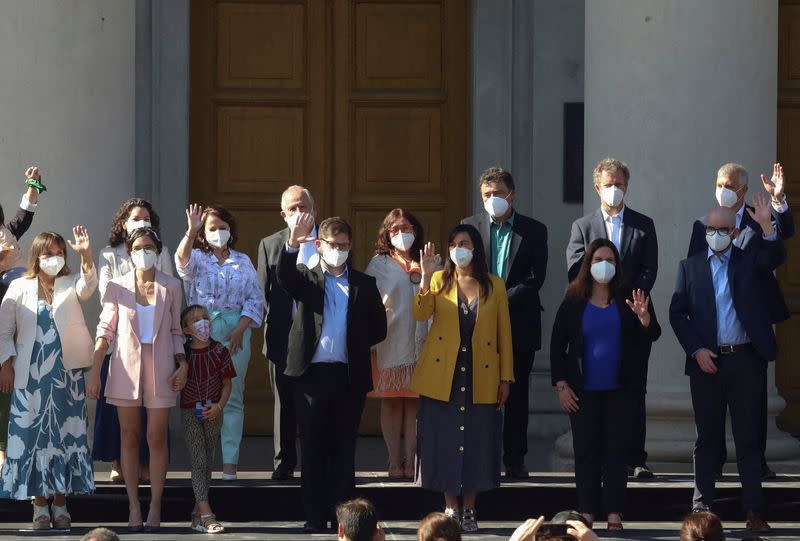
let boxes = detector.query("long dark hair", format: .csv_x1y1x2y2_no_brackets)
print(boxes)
440,224,492,299
565,238,624,302
373,208,424,261
107,198,162,247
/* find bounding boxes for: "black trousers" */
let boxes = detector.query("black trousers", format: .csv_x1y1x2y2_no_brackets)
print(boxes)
294,363,366,525
569,389,632,515
629,390,648,467
690,349,766,513
503,351,535,468
269,361,298,471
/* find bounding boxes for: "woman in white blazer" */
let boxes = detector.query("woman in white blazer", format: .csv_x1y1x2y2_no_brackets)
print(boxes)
0,227,97,531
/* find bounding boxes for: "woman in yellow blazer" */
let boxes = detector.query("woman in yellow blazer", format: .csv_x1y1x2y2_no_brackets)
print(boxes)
411,223,513,533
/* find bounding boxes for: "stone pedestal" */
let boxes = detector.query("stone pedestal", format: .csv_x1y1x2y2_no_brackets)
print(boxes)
553,0,800,472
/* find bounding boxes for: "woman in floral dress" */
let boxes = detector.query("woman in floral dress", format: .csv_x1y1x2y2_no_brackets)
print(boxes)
0,227,97,530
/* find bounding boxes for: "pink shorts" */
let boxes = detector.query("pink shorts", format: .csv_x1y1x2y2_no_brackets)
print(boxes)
107,344,176,409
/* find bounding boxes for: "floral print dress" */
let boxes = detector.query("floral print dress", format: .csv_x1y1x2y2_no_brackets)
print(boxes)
0,299,94,499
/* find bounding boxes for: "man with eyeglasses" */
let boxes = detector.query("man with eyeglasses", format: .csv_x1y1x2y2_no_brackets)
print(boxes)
670,203,784,533
277,214,387,533
257,185,318,481
462,166,548,479
685,163,794,481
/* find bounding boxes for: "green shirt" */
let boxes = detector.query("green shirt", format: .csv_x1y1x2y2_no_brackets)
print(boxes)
490,211,514,279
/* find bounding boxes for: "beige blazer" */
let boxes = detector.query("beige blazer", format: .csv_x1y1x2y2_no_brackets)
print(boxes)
96,269,184,401
0,266,98,389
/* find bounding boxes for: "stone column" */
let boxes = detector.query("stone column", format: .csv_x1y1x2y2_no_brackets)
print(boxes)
554,0,800,471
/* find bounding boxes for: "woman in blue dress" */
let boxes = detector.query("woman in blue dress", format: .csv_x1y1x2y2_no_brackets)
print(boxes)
0,227,97,530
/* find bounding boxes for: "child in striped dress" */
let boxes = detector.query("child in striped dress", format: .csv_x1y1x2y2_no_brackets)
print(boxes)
180,304,236,534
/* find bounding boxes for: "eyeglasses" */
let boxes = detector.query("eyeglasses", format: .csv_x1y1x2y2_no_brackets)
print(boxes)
320,239,350,251
705,226,732,237
388,225,414,234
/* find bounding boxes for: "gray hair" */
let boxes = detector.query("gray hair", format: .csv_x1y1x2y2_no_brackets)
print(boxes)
716,163,748,185
81,528,120,541
280,185,315,211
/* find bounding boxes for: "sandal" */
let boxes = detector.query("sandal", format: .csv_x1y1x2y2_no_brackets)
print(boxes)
607,512,623,531
580,512,594,529
461,508,478,533
32,502,51,530
51,504,71,530
193,513,225,533
109,463,124,483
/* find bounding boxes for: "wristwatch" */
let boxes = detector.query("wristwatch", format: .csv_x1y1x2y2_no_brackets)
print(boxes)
556,383,568,393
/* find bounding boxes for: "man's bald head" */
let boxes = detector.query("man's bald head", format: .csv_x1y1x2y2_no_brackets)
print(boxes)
707,206,736,230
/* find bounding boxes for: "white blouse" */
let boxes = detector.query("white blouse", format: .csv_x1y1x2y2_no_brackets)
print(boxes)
365,254,428,370
98,243,174,301
136,303,155,344
175,248,264,327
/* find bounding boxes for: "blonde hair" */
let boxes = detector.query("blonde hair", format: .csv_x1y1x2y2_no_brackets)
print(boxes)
593,157,630,185
24,232,70,278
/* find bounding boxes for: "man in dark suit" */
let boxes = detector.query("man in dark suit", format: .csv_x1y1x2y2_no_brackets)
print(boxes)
670,203,784,533
462,166,548,479
277,214,387,533
565,157,658,479
686,163,794,480
257,185,319,481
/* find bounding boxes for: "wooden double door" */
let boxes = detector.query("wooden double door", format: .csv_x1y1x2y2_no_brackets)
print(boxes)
190,1,469,434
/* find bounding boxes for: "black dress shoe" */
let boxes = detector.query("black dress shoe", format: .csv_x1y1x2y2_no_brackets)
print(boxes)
632,464,655,479
272,466,294,480
762,465,777,480
505,465,530,479
303,521,325,533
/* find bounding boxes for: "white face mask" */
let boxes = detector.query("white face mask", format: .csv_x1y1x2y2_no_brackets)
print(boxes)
715,186,742,208
590,260,616,284
449,246,473,268
483,195,510,218
205,229,230,249
322,248,349,268
706,230,732,252
127,219,151,233
390,232,415,251
39,255,65,277
131,248,157,270
284,213,300,229
600,186,625,208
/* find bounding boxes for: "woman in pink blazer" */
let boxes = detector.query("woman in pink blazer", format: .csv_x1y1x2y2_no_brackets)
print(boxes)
87,227,188,532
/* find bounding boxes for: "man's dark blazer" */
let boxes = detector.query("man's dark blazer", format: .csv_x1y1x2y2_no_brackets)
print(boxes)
686,204,794,323
257,228,294,370
276,247,387,394
566,207,658,292
549,289,661,392
462,211,548,352
669,239,786,376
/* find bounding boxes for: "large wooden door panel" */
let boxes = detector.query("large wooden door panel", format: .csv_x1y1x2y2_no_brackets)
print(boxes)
191,0,468,435
777,0,800,436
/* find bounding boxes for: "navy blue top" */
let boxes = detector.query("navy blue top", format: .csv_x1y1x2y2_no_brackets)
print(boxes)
581,302,622,391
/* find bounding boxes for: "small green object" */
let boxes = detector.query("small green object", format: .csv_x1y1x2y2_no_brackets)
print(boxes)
25,177,46,193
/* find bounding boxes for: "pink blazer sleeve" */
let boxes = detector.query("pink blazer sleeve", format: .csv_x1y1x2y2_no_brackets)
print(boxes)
96,281,120,343
168,278,185,356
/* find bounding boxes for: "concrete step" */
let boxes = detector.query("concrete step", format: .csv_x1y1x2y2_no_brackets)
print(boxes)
1,521,800,541
1,472,799,524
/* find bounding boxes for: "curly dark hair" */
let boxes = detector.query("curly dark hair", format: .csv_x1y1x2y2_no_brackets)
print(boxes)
565,238,624,302
107,198,161,247
373,208,424,261
196,205,238,252
440,224,492,300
